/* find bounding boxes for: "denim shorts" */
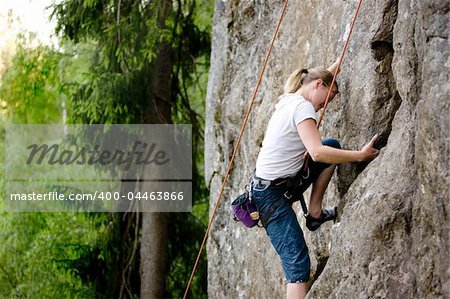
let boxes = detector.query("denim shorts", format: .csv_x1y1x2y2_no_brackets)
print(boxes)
252,187,310,283
251,138,341,283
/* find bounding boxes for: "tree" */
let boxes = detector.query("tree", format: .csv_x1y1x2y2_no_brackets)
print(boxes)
0,37,62,124
0,38,114,298
51,0,212,297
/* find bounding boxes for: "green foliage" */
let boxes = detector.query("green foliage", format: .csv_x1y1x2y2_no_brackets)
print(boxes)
58,41,98,86
51,0,213,128
0,39,110,298
0,211,109,298
0,37,63,124
15,0,214,298
166,212,208,299
65,70,140,124
51,0,168,124
3,0,215,297
0,118,5,212
52,0,162,70
166,1,213,296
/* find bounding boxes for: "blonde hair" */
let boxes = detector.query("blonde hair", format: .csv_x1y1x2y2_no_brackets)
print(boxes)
283,67,338,94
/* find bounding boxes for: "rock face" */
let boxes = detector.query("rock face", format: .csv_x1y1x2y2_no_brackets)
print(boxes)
205,0,449,298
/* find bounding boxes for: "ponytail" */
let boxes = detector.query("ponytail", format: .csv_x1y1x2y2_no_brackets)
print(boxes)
283,67,337,94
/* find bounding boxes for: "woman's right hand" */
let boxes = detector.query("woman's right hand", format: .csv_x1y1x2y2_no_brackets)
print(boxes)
360,134,380,161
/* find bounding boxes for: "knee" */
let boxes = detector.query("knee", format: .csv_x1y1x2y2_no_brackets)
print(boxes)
322,138,341,149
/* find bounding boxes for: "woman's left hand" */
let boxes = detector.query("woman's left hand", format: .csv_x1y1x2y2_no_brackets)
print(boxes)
327,58,341,75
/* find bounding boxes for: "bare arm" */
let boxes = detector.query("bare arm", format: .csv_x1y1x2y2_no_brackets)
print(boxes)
327,58,341,75
297,119,379,164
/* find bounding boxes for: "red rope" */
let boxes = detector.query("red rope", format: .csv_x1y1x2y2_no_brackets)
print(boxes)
317,0,364,128
183,0,364,297
182,1,290,298
303,0,363,169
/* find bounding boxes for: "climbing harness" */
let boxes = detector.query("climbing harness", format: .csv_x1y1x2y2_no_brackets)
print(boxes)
230,169,309,229
183,0,364,297
182,1,289,297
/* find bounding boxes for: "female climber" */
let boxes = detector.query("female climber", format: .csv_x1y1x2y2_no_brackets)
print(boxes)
251,59,379,299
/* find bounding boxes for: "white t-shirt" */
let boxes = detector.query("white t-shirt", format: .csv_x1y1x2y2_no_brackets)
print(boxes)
255,93,317,180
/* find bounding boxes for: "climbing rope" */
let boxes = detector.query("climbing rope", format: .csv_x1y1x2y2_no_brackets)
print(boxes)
182,1,289,297
183,0,364,297
303,0,363,170
316,0,364,128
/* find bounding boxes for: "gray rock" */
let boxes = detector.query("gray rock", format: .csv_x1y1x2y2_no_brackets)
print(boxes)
205,0,450,298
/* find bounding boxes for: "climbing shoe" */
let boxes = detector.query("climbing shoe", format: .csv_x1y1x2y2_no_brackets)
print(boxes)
305,207,337,231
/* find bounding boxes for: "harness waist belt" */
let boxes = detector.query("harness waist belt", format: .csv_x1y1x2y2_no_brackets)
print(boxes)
252,172,309,219
252,175,293,189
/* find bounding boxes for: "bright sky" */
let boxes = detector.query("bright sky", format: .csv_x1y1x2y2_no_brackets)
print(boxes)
0,0,59,48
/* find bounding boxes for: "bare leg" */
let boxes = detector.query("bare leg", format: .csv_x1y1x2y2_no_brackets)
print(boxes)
287,282,308,299
308,165,336,219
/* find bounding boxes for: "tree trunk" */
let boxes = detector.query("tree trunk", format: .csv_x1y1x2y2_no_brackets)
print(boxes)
140,212,169,298
139,0,173,297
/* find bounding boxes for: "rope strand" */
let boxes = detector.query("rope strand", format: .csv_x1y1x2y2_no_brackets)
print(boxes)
317,0,364,128
183,0,364,297
182,1,289,298
303,0,363,170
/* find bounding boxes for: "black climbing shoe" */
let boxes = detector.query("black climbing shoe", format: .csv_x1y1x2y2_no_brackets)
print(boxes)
305,207,337,231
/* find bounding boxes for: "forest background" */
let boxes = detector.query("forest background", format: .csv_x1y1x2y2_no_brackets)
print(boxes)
0,0,214,298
